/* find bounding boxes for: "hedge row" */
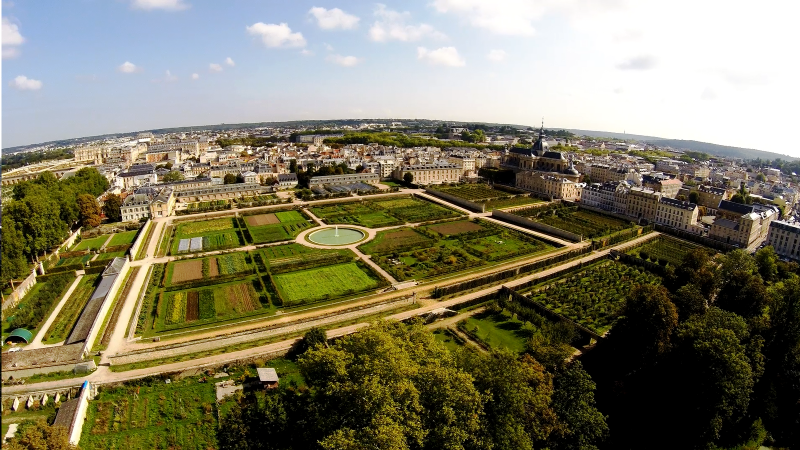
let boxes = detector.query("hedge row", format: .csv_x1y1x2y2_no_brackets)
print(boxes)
164,269,257,292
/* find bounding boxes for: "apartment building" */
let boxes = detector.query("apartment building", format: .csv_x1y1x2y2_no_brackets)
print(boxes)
447,154,476,176
625,187,662,223
696,185,731,210
309,172,379,187
120,186,175,222
581,182,627,212
655,197,701,233
709,200,778,249
766,221,800,261
392,163,461,185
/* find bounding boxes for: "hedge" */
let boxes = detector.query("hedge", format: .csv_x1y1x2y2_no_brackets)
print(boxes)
164,269,256,292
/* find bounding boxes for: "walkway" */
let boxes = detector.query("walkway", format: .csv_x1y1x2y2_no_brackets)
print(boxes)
26,275,84,350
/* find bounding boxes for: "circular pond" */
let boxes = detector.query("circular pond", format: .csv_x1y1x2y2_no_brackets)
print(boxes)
308,227,366,246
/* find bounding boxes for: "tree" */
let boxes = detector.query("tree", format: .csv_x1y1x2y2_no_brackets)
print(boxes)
224,174,237,184
754,245,779,282
289,160,298,174
676,194,688,201
77,193,102,228
672,284,708,321
611,285,679,362
548,362,608,450
689,191,700,204
236,173,245,184
403,172,414,184
302,327,327,351
162,170,185,182
1,215,29,285
3,420,75,450
103,193,123,223
756,173,766,182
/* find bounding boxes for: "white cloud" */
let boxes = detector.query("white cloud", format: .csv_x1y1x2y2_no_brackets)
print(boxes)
616,55,656,70
209,63,223,72
246,22,306,48
117,61,140,73
225,57,235,66
191,73,199,80
300,49,315,56
417,46,465,67
487,49,506,62
701,87,716,100
369,4,446,42
308,7,360,30
431,0,541,36
9,75,41,90
324,42,334,51
2,17,24,59
326,54,362,67
131,0,189,11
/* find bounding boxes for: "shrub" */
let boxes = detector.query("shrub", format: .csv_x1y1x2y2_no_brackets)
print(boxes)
639,251,650,261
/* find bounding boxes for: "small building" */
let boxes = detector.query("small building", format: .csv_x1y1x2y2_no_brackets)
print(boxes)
4,328,33,344
256,368,279,389
277,173,298,189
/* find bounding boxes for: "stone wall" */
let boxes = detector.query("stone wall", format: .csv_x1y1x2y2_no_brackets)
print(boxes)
2,270,37,313
80,259,130,358
423,188,485,213
128,219,151,261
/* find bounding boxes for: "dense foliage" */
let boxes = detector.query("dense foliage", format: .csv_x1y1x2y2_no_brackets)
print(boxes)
0,147,73,172
581,247,800,449
1,168,109,285
219,320,607,450
2,419,74,450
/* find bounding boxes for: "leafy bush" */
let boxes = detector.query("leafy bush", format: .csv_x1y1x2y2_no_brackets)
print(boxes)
7,274,73,330
198,290,216,319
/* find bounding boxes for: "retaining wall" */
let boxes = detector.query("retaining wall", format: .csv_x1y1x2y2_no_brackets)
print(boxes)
424,188,485,212
2,270,37,313
492,209,582,242
128,219,151,261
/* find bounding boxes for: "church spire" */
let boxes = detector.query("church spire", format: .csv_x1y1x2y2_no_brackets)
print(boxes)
539,118,545,140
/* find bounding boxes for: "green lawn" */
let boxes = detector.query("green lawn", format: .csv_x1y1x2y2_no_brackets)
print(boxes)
73,235,110,251
95,250,127,261
273,262,380,306
43,274,100,344
432,328,465,353
246,210,313,244
310,195,460,227
56,254,93,267
460,310,535,353
107,230,139,247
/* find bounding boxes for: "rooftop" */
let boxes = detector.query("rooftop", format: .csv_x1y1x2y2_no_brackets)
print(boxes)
257,367,279,382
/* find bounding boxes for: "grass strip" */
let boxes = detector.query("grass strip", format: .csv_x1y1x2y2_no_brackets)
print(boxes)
92,266,140,352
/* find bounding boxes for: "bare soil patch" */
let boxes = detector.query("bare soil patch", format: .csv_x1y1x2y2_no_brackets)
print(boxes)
186,291,199,321
208,258,219,277
245,213,280,227
171,260,203,284
430,221,484,235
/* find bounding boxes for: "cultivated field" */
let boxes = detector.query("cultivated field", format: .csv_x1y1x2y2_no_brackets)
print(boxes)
170,260,204,284
160,281,262,327
519,261,662,334
512,204,635,239
432,184,542,210
272,262,382,306
80,378,218,450
244,213,280,226
310,195,460,227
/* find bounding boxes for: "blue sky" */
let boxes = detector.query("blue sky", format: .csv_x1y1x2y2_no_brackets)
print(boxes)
2,0,799,154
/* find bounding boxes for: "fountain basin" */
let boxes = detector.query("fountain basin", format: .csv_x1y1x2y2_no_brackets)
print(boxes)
307,227,366,246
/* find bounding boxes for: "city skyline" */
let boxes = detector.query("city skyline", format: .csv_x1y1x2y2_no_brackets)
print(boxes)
3,0,799,154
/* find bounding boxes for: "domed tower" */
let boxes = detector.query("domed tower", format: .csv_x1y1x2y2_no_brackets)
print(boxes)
531,119,549,156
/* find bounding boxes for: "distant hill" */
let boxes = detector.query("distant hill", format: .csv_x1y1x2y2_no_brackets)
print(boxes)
643,139,797,161
566,129,665,142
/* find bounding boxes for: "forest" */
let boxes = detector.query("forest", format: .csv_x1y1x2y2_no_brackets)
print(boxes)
1,168,109,285
0,148,73,172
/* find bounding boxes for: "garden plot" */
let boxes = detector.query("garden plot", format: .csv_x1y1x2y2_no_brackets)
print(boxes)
244,209,314,244
520,261,661,334
171,217,242,255
363,220,552,281
458,309,537,353
432,185,542,210
512,204,634,239
374,197,460,223
272,262,381,306
80,377,218,450
42,274,101,344
162,281,261,326
245,213,280,226
216,252,249,275
626,235,707,266
170,260,204,284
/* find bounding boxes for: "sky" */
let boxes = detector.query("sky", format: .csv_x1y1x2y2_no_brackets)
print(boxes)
2,0,800,154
